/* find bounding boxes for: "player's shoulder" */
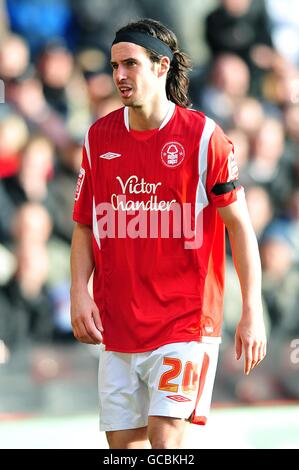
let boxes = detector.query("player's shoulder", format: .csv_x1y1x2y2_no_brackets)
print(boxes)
177,105,215,128
176,106,223,145
88,107,124,136
178,108,231,156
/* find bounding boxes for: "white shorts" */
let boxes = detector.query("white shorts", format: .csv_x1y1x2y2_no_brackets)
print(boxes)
98,341,219,432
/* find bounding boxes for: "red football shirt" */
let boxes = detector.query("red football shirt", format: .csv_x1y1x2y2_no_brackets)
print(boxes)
73,102,241,352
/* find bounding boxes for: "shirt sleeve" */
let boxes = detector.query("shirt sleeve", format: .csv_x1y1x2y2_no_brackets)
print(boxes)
72,144,93,227
206,124,241,207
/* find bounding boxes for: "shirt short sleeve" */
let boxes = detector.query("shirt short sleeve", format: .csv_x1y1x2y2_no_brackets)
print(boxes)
72,144,93,226
206,124,241,207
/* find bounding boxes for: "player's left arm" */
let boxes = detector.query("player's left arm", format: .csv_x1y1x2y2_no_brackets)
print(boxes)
217,190,267,375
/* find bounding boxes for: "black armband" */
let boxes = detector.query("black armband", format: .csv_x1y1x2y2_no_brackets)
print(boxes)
211,179,240,195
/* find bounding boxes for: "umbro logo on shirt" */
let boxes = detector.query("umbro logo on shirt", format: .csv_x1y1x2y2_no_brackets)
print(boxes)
99,152,122,160
166,395,192,403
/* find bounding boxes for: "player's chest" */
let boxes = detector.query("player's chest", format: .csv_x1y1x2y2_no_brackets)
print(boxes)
90,134,199,202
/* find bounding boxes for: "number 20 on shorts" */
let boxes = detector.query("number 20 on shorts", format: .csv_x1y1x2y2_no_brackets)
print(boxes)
158,354,209,395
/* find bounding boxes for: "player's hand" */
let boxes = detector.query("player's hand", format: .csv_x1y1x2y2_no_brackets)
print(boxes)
235,311,267,375
70,287,104,345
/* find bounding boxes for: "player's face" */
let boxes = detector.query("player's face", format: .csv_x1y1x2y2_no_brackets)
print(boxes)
111,42,160,107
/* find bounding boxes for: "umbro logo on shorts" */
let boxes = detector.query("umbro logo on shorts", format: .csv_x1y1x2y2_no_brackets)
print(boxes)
99,152,122,160
166,395,192,402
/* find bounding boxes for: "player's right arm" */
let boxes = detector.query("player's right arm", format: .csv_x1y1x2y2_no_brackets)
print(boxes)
70,223,104,344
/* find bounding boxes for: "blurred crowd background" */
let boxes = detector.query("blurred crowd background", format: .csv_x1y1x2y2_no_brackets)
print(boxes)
0,0,299,413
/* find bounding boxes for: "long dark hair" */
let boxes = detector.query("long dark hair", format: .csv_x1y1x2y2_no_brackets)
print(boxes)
115,18,192,108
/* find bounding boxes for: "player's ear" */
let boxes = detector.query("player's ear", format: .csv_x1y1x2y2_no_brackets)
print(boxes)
158,56,170,77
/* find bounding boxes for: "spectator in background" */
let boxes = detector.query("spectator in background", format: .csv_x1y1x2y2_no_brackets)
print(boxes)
232,97,265,144
0,31,70,147
47,142,81,243
242,117,293,211
84,69,121,120
11,201,73,339
76,47,119,125
263,188,299,263
284,103,299,146
199,53,250,128
1,135,54,213
245,185,273,239
37,41,75,119
261,58,299,109
284,103,299,155
35,40,91,141
0,33,29,81
226,128,250,172
205,0,273,95
0,242,54,349
283,104,299,187
11,202,53,245
6,75,72,149
0,203,54,350
260,232,299,334
0,112,29,178
0,182,15,244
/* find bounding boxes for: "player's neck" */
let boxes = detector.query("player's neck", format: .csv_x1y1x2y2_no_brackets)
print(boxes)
128,95,171,131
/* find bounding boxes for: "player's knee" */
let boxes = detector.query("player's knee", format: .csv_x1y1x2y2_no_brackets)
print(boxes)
150,436,183,449
149,428,184,449
148,416,187,449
